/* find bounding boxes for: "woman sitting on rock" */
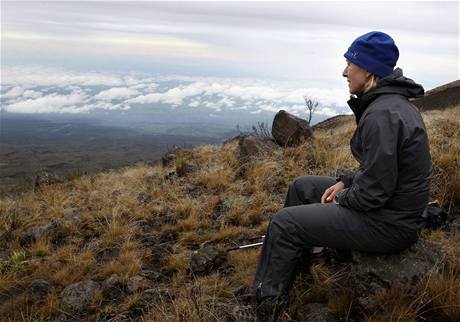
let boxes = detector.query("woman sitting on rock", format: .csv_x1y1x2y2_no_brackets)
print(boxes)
252,31,432,319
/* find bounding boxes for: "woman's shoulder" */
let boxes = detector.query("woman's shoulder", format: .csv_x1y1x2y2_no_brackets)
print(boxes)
364,93,418,117
360,93,424,130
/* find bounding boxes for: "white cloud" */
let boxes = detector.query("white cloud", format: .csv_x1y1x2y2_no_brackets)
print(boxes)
23,89,43,99
128,83,205,106
315,106,338,117
94,87,140,100
3,86,24,98
5,91,89,114
203,100,222,112
188,100,200,108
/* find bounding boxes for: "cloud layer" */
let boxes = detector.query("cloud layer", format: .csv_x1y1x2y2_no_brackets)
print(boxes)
1,66,350,117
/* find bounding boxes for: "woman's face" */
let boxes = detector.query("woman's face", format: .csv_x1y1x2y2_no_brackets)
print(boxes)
342,60,371,95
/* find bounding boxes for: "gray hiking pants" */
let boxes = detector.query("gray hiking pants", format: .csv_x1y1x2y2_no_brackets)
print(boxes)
253,175,419,299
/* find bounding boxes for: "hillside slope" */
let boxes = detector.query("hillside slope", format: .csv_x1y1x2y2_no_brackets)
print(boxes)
0,105,459,321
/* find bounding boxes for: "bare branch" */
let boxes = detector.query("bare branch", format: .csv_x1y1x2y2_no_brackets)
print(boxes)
303,96,320,125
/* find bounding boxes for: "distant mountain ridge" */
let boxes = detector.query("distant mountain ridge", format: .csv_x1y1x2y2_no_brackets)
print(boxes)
412,79,460,111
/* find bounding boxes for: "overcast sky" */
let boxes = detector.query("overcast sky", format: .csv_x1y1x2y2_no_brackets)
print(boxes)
1,1,459,116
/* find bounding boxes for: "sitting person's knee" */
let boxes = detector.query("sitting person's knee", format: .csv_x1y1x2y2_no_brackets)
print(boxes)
271,209,290,226
292,175,313,191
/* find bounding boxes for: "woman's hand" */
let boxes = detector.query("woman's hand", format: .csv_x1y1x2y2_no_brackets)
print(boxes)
321,181,345,204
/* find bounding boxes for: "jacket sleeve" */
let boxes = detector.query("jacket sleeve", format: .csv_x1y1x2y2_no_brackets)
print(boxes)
337,110,399,211
339,172,357,188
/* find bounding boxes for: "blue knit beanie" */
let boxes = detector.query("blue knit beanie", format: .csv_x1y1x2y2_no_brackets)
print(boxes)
344,31,399,78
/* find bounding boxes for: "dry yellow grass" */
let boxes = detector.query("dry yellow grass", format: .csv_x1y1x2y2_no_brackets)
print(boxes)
0,105,458,321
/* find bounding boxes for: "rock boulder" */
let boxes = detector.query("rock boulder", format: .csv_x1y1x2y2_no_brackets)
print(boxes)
348,239,446,313
272,110,313,147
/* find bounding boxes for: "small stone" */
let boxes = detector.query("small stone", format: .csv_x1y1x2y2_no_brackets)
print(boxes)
127,275,146,293
62,208,81,225
162,153,177,167
228,304,255,322
34,171,65,191
101,273,123,301
137,193,151,204
28,279,50,299
102,273,119,291
60,280,99,315
141,270,163,281
190,246,227,275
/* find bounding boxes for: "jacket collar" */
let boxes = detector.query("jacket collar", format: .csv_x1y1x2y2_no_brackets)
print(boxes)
347,91,379,124
346,68,425,124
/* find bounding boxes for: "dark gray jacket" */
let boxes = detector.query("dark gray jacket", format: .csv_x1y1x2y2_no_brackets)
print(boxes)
337,68,432,231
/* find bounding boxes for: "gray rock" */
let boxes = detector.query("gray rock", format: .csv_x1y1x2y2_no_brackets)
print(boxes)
162,153,177,167
0,249,10,262
28,279,50,299
60,280,99,315
272,110,313,147
190,246,227,275
141,270,163,281
20,219,64,246
142,286,175,303
127,275,146,293
102,273,119,291
296,303,338,322
238,135,277,162
34,171,65,191
62,208,82,225
348,239,446,313
228,304,255,322
137,193,151,204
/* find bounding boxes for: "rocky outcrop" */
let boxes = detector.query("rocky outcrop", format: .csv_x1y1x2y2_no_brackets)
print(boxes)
20,219,63,246
34,171,65,191
237,135,277,162
347,239,446,313
20,209,82,246
272,110,313,147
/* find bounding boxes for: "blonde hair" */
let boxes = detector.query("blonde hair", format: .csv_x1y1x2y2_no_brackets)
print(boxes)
363,74,380,94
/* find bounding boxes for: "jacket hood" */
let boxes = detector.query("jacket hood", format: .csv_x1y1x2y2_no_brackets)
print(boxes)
371,68,424,98
347,68,425,123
